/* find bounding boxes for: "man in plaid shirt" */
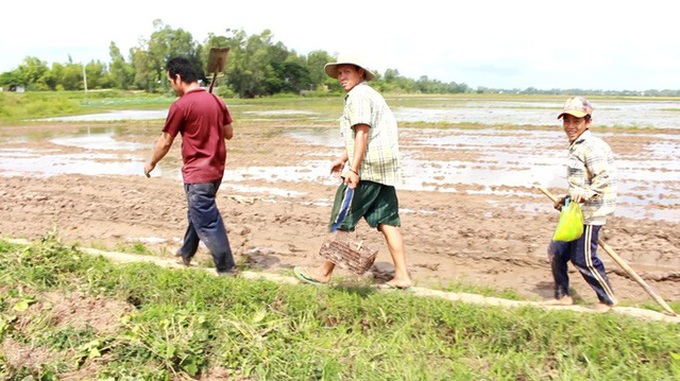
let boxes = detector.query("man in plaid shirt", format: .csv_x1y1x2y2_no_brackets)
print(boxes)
545,96,618,310
294,54,412,289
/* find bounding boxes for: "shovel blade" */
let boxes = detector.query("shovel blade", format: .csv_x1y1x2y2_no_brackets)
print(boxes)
207,47,230,74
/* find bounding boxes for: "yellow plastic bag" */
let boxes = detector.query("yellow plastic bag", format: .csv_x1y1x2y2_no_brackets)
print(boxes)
552,200,584,242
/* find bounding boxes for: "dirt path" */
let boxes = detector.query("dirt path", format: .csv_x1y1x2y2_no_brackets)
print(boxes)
0,121,678,314
5,238,677,323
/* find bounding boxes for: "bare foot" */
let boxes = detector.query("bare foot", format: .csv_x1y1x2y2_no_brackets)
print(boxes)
376,280,412,290
293,266,330,285
542,295,574,306
595,299,617,312
376,270,413,289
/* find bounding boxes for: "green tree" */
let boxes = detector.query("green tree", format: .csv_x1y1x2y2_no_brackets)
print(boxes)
130,48,156,92
15,57,50,90
267,58,311,94
0,25,481,95
109,42,134,89
264,46,313,95
43,63,63,90
384,68,400,82
305,50,334,91
263,40,290,94
84,60,110,89
148,19,201,91
60,62,86,91
132,19,201,92
0,70,21,89
226,29,273,98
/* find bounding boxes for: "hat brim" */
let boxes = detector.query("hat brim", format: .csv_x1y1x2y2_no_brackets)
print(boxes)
324,62,375,81
558,110,589,119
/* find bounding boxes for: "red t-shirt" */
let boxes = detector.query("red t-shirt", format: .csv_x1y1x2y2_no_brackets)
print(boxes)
163,88,233,183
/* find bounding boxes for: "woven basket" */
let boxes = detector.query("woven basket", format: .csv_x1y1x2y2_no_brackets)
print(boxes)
318,230,378,275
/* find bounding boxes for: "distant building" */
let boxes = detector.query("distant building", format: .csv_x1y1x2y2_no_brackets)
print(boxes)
7,85,25,92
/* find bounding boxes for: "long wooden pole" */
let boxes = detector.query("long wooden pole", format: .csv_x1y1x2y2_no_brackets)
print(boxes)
208,72,217,94
538,187,676,316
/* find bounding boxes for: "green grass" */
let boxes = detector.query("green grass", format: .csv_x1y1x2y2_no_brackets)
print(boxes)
0,236,678,380
0,90,173,124
113,241,163,256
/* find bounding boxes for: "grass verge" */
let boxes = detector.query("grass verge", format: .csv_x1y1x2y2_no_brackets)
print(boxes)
0,237,679,380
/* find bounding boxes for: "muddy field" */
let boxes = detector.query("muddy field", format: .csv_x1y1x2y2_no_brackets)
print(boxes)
0,120,678,309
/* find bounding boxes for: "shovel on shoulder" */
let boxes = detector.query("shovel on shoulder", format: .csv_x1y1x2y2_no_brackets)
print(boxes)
207,47,230,94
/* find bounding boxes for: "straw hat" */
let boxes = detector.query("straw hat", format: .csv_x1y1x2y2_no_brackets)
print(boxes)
324,54,375,81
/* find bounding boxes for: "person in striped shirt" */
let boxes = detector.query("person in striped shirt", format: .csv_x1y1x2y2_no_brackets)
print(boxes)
545,96,618,311
294,54,412,290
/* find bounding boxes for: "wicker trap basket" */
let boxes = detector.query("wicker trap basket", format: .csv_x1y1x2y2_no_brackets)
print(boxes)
318,230,378,275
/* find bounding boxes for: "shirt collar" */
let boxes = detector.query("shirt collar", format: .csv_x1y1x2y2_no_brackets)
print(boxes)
185,86,206,94
344,81,368,100
569,129,591,148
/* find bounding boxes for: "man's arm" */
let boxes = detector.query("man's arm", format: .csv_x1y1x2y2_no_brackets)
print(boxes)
331,151,349,176
223,123,233,140
144,132,175,177
345,124,369,188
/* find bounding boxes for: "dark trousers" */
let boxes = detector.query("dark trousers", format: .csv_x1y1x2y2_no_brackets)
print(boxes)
178,180,234,273
548,225,616,305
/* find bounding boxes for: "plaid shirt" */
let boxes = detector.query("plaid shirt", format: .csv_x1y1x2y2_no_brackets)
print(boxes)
567,130,617,225
340,82,402,186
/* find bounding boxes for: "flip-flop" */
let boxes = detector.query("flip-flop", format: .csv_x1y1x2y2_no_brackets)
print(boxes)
294,266,327,286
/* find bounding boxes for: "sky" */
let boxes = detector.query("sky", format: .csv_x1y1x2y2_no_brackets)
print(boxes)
2,0,679,91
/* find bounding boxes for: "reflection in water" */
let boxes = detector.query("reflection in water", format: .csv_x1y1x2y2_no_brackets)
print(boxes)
4,104,680,221
1,128,678,221
0,132,148,178
41,110,167,122
42,99,680,129
393,99,680,129
51,132,145,150
0,149,145,177
287,128,680,221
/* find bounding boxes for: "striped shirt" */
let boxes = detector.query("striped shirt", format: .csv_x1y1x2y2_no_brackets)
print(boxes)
567,130,617,225
340,82,402,186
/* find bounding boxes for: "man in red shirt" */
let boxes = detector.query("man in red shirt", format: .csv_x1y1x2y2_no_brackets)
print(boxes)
144,57,236,275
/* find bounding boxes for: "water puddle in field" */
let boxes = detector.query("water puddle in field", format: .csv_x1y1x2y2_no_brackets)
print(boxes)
0,147,144,177
50,133,146,150
41,110,168,122
241,110,320,121
40,98,680,128
393,100,680,129
1,127,678,221
286,128,680,221
5,100,680,221
0,132,147,177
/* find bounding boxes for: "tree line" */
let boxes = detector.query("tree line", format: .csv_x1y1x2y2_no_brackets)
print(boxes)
2,20,678,97
0,20,469,98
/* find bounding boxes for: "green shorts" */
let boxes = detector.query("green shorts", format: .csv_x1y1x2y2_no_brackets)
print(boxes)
328,181,401,232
